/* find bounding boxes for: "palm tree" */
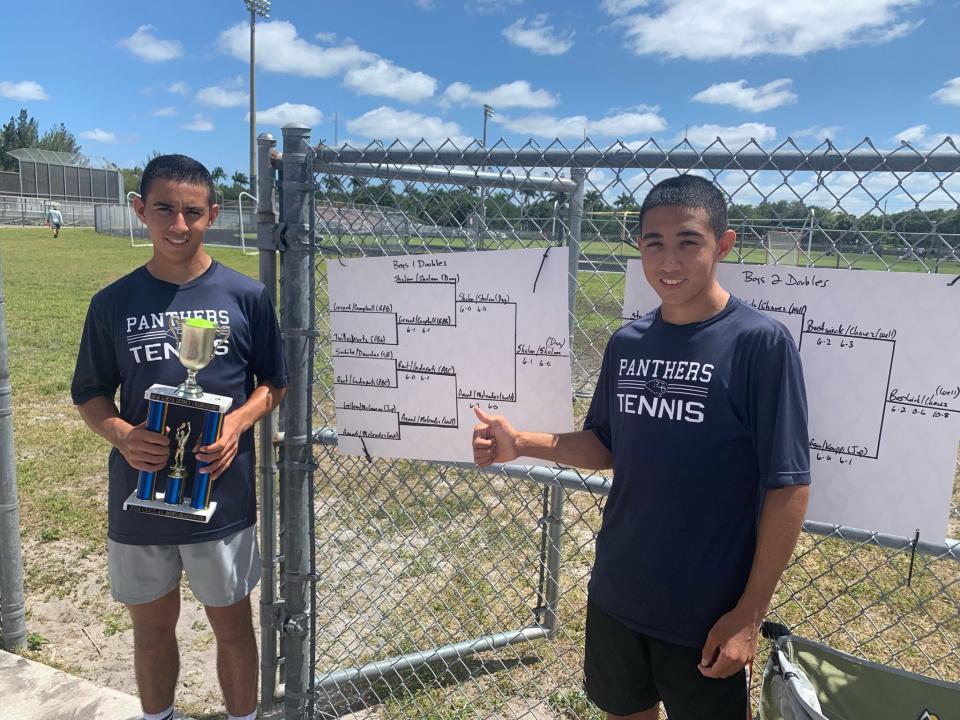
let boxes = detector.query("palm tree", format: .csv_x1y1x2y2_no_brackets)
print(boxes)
231,171,249,188
210,166,227,203
613,192,639,211
322,175,344,196
349,176,369,202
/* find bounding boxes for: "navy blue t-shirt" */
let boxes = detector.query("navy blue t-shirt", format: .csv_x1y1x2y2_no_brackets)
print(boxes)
584,296,810,648
71,260,287,545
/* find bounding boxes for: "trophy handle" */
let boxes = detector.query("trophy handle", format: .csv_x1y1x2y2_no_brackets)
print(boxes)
168,315,183,343
211,325,231,360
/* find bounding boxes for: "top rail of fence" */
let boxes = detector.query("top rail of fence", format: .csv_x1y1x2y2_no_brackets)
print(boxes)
311,140,960,173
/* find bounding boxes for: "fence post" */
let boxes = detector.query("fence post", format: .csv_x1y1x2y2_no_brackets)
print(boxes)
256,132,281,710
279,123,314,720
0,255,26,651
540,168,585,634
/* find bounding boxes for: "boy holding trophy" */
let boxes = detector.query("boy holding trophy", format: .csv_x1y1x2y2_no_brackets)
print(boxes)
72,155,287,720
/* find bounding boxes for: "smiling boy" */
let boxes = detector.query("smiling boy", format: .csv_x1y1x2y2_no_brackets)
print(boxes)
72,154,287,720
473,175,810,720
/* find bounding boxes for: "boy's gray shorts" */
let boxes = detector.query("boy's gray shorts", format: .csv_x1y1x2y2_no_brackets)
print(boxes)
108,524,260,607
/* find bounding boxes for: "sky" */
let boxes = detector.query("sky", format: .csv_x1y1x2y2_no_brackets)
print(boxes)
1,0,959,181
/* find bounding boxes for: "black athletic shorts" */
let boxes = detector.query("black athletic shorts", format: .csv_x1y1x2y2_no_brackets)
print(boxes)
584,600,749,720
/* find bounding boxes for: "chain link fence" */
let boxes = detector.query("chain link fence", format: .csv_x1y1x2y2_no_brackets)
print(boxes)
0,195,98,227
260,129,960,720
93,198,257,252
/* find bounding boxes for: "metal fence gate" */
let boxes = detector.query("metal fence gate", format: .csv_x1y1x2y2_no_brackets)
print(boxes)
257,126,960,720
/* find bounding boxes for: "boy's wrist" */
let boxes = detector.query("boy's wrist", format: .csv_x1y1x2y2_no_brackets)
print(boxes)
733,594,767,623
102,416,134,448
515,431,532,455
515,431,555,458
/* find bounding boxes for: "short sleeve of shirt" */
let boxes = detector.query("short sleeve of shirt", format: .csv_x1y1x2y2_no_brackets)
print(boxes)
583,338,614,451
71,299,120,405
749,330,811,488
248,287,288,389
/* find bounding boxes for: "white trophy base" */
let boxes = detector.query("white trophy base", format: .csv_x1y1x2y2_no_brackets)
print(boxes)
124,491,217,523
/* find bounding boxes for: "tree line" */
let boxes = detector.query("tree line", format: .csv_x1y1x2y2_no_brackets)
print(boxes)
2,108,957,246
319,178,960,246
0,109,82,171
1,108,253,202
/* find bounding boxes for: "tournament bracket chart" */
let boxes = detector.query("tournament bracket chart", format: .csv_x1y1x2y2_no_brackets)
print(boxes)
623,262,960,540
327,248,575,463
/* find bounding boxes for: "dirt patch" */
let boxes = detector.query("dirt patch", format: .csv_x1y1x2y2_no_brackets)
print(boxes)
20,536,263,720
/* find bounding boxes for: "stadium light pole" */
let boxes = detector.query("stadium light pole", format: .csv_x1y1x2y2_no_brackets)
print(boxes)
480,104,494,245
246,0,270,196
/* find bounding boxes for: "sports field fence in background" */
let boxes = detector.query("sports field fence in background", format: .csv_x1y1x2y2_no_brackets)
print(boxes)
255,128,960,720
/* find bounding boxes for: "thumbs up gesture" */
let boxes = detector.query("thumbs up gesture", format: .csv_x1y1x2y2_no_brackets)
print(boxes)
472,406,520,467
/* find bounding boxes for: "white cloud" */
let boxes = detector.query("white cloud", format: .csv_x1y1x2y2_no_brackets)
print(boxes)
253,102,324,126
601,0,650,15
692,79,797,112
314,31,337,43
80,129,117,143
441,80,558,109
415,0,435,8
196,85,248,108
895,124,928,144
119,25,183,63
219,20,436,102
931,77,960,106
151,107,177,117
791,125,843,142
606,0,921,59
894,124,958,149
343,60,437,103
0,80,48,101
347,106,470,144
679,123,777,147
503,15,575,56
181,114,214,132
501,109,667,139
467,0,523,14
219,21,375,77
167,82,189,95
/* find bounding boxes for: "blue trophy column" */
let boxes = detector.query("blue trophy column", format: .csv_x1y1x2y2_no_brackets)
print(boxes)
136,400,168,500
191,410,223,509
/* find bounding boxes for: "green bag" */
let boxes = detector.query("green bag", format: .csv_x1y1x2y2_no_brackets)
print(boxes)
760,626,959,720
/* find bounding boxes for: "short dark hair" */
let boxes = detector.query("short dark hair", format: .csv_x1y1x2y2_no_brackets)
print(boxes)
638,174,728,239
140,154,215,205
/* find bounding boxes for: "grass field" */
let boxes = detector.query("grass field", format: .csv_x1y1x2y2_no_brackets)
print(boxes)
2,226,958,720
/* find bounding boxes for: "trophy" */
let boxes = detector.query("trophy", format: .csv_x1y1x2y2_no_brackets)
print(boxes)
123,316,233,523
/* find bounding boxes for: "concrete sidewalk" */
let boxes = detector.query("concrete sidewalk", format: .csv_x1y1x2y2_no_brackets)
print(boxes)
0,650,289,720
0,649,189,720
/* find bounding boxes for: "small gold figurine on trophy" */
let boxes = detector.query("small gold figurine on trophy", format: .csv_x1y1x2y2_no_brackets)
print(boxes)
164,422,192,506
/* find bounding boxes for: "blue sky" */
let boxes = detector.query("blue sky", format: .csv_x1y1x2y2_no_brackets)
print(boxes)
2,0,958,178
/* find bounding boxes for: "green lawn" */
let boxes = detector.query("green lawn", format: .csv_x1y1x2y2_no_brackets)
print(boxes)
0,228,259,547
3,225,958,720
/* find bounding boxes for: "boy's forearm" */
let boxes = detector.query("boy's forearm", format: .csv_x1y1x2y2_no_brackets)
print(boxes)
736,484,809,621
226,381,286,432
76,396,132,448
516,429,613,470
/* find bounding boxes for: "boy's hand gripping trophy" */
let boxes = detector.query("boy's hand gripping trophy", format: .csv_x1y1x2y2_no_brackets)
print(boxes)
123,316,233,523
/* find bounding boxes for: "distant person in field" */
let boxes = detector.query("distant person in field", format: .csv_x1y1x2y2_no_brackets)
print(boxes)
472,175,810,720
47,204,63,237
71,154,287,720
